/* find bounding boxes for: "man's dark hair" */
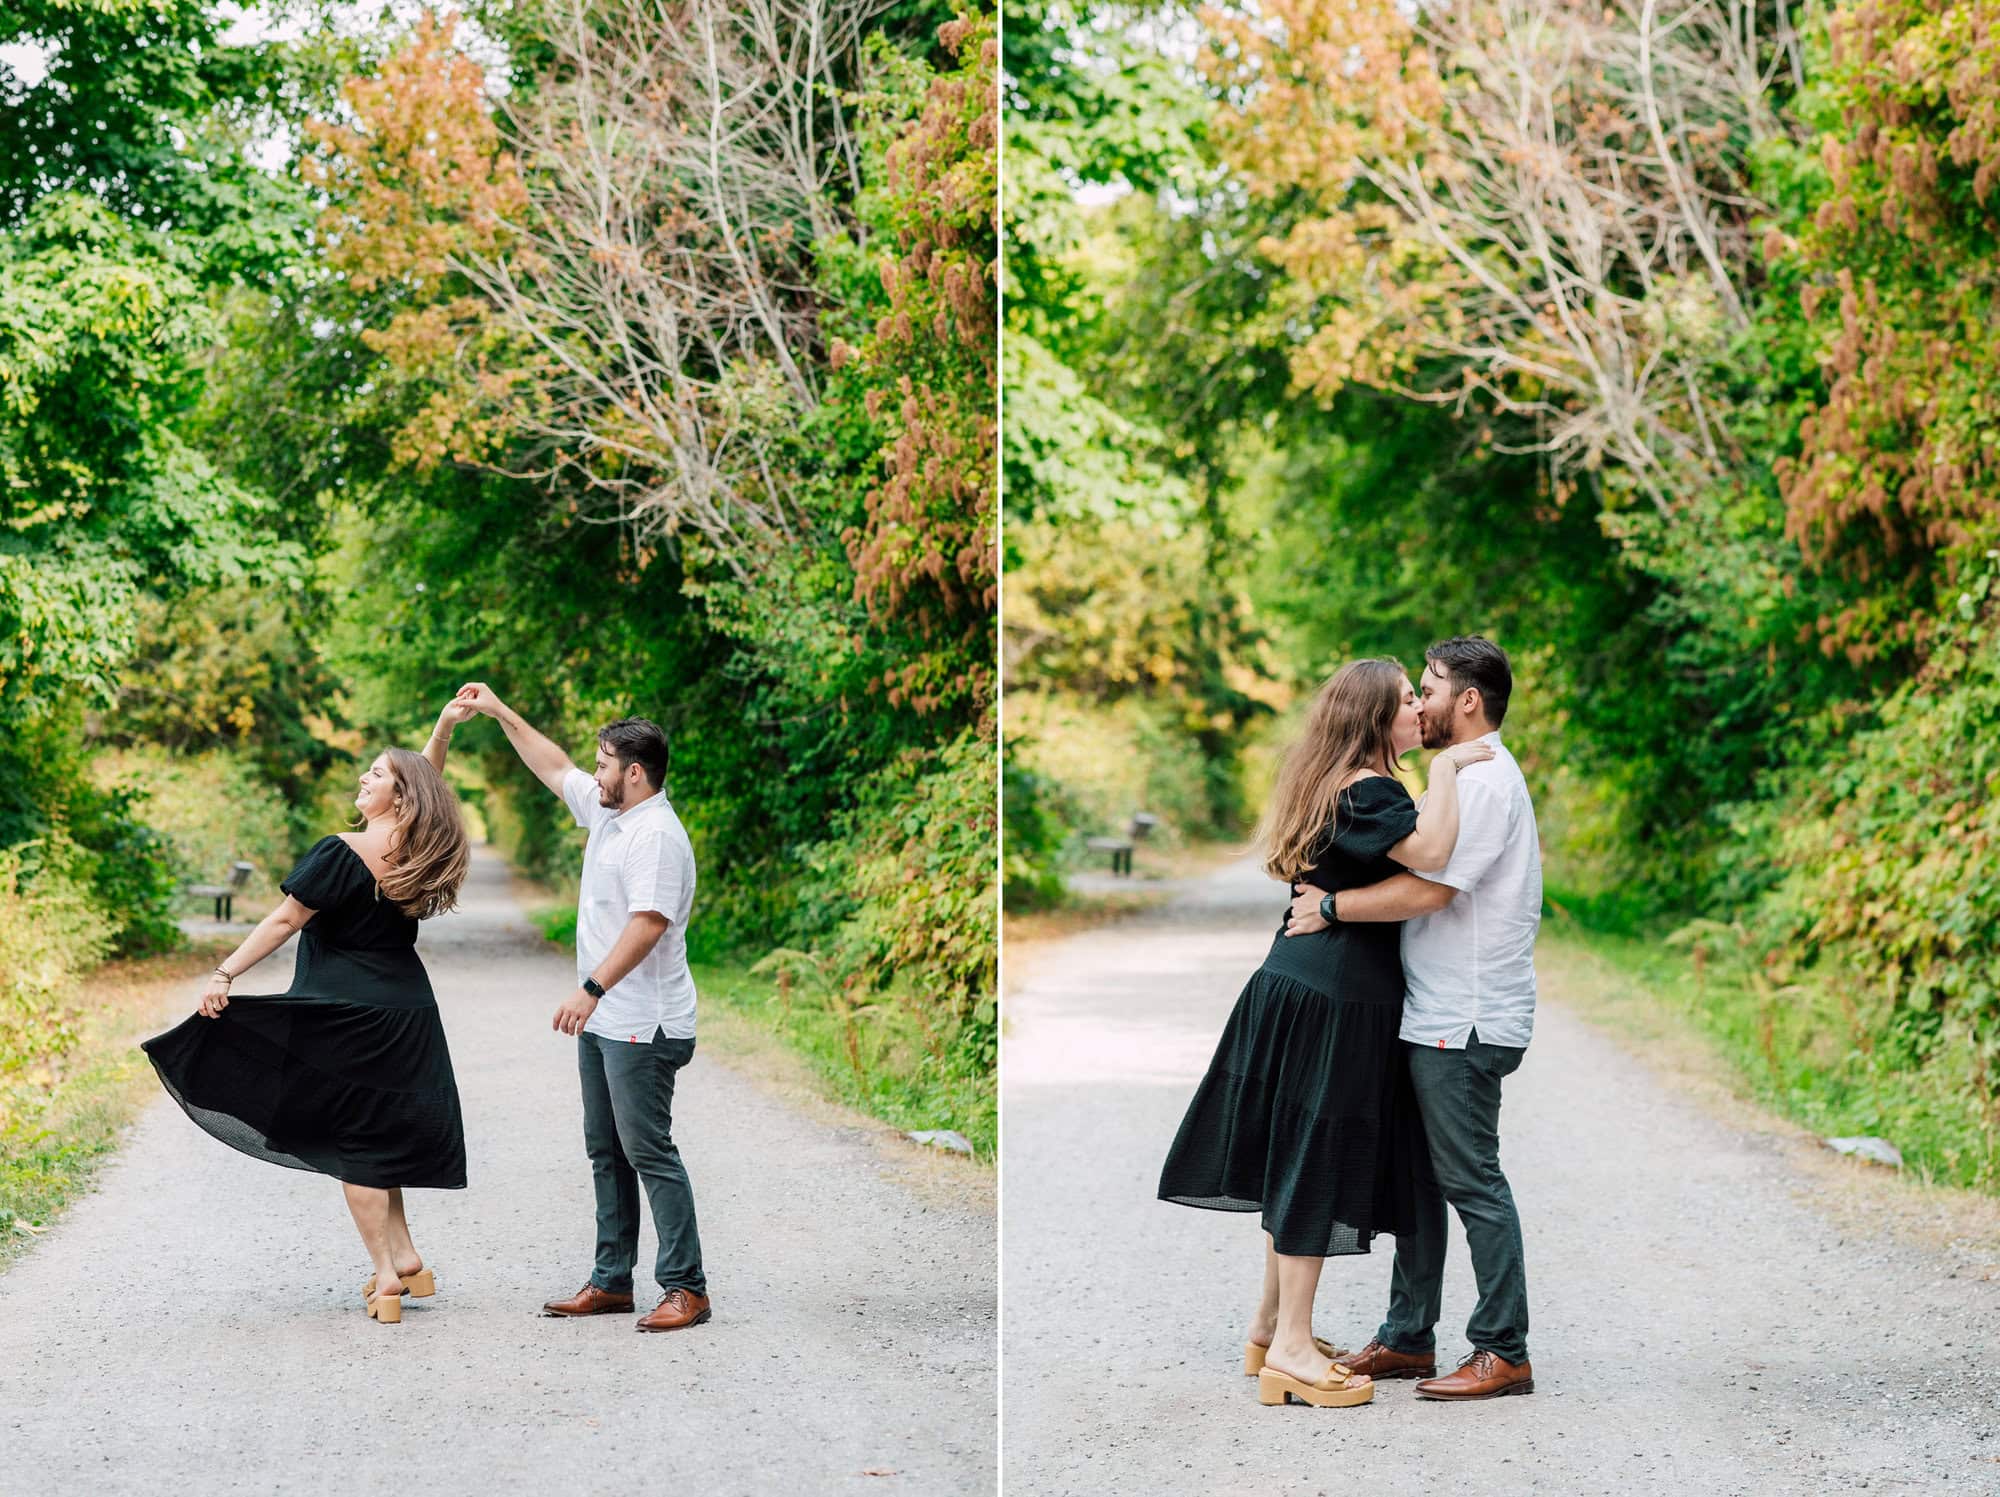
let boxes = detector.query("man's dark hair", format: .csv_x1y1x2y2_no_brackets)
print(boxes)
598,717,669,790
1425,636,1513,728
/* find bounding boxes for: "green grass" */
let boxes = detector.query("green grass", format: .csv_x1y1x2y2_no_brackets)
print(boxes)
1544,918,2000,1190
2,943,226,1267
526,906,995,1159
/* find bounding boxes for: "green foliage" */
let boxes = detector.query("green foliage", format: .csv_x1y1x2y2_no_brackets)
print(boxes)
0,195,303,712
88,745,298,900
1004,5,1282,843
0,1,329,1014
0,840,104,1140
1001,757,1071,910
102,586,349,811
1766,0,2000,664
0,702,183,957
1678,559,2000,1185
830,727,998,1082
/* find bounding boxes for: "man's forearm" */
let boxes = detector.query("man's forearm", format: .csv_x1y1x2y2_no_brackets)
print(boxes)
585,912,670,991
493,703,574,792
1336,873,1455,923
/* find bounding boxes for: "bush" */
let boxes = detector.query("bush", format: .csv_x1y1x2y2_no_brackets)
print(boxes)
1,701,183,957
831,727,998,1085
89,745,299,900
0,841,109,1142
1007,692,1228,849
1001,755,1070,911
1698,558,2000,1185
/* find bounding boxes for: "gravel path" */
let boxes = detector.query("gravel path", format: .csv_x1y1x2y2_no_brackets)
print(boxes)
1,848,995,1495
1001,856,2000,1496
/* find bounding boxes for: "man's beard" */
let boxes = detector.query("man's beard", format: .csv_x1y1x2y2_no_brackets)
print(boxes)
600,778,628,808
1419,705,1453,750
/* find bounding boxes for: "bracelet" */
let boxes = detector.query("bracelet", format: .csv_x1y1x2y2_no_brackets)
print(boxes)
212,968,235,984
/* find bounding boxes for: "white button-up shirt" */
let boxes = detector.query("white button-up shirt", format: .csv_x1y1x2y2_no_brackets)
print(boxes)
1400,731,1542,1050
562,768,698,1043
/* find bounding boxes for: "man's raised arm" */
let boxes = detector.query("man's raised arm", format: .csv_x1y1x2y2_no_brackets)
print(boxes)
457,682,576,797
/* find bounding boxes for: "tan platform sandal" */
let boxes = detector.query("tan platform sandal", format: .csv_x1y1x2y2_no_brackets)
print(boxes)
360,1268,436,1301
366,1289,403,1324
1257,1361,1373,1408
1243,1337,1340,1377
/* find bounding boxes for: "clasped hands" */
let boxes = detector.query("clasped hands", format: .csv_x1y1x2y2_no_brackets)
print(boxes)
443,682,502,722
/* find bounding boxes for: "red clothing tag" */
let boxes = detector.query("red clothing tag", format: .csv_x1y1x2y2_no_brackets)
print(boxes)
1438,1039,1447,1049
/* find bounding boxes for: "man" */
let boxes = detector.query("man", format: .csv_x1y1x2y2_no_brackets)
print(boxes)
456,683,710,1333
1286,636,1542,1399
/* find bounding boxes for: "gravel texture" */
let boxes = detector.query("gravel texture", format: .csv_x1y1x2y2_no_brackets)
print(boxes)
1,848,995,1496
1000,855,2000,1496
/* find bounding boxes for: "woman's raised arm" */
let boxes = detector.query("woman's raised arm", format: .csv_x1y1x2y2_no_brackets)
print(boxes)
422,698,477,774
1388,741,1494,872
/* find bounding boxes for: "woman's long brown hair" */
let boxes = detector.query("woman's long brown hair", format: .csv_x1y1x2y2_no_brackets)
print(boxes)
1256,658,1407,881
373,747,471,919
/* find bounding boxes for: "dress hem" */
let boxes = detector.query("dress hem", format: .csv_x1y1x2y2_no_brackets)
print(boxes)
146,1052,469,1191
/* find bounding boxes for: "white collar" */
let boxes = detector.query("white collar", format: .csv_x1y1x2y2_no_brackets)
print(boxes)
607,789,666,828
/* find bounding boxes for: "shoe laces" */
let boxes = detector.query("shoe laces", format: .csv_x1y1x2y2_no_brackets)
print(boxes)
1457,1348,1497,1375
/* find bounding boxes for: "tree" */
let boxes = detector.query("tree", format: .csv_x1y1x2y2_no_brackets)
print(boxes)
1771,0,2000,663
1203,0,1804,513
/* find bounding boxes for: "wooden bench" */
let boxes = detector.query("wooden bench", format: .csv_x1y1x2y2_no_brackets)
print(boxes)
1085,813,1160,877
185,862,255,921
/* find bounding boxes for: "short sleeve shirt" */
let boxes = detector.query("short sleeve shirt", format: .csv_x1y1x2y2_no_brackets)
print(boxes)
1399,732,1543,1050
561,769,699,1042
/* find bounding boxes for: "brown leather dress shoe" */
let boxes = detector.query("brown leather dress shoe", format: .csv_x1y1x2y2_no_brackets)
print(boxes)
542,1283,635,1317
1326,1338,1437,1380
1415,1348,1534,1400
636,1287,712,1332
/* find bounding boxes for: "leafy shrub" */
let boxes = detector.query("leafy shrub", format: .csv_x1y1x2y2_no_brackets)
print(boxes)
89,746,298,901
0,841,108,1142
104,586,350,808
832,727,998,1084
1007,692,1227,848
1702,557,2000,1185
1,702,183,957
1001,756,1070,910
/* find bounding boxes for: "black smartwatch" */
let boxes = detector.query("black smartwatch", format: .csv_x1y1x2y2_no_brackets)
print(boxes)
581,976,606,999
1318,893,1340,925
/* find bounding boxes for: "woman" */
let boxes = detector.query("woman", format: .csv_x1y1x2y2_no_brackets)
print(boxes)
1156,659,1491,1406
143,702,475,1324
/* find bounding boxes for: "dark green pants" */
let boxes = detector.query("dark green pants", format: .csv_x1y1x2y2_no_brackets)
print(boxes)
1377,1036,1529,1365
579,1029,706,1297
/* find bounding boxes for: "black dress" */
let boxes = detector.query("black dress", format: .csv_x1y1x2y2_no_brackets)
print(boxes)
143,835,467,1190
1158,775,1428,1256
